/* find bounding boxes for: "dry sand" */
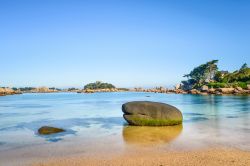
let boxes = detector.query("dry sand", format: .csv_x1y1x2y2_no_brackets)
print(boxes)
32,148,250,166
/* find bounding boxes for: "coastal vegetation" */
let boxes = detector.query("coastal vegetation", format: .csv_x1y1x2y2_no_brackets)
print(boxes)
182,60,250,90
84,81,116,90
19,87,36,91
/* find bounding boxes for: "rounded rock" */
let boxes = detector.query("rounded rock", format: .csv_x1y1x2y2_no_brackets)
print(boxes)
122,101,183,126
38,126,65,135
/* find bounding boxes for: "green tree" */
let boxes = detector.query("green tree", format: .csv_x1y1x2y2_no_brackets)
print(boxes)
184,60,218,86
206,60,218,81
216,63,250,84
240,63,248,71
214,71,223,82
182,61,250,90
12,87,18,91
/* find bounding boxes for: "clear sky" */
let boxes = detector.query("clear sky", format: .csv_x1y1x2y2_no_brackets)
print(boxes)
0,0,250,88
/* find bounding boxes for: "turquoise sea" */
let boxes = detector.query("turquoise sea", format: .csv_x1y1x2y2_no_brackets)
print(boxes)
0,92,250,165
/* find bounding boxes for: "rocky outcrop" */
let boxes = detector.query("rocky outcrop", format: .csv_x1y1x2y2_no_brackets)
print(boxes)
208,88,216,94
201,85,209,92
77,88,123,93
175,84,181,90
217,88,235,94
128,86,250,95
38,126,65,135
235,87,243,91
173,89,187,94
77,86,250,95
122,101,183,126
189,89,201,94
132,87,168,93
32,87,58,93
0,88,22,96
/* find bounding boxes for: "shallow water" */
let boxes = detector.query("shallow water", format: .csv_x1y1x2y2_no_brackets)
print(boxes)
0,92,250,164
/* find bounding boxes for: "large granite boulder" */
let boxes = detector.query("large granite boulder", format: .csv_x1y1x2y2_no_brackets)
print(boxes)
122,101,183,126
235,87,243,91
218,88,235,94
201,85,209,92
175,84,181,90
208,88,216,94
38,126,65,135
189,89,201,94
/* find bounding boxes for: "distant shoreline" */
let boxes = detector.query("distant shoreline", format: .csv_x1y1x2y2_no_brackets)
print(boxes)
1,87,250,97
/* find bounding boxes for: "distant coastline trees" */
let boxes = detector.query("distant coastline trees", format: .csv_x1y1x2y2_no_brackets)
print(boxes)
182,60,250,90
84,81,116,90
182,60,219,89
19,87,36,91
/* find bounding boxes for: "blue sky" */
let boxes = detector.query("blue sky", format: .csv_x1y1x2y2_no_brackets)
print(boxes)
0,0,250,88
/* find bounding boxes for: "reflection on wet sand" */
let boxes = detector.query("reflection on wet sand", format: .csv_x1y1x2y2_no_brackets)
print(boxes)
122,125,183,146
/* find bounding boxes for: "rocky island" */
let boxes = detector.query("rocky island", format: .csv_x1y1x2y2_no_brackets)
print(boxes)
77,81,128,93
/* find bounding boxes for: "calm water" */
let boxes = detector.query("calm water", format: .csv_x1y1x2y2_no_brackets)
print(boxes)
0,92,250,163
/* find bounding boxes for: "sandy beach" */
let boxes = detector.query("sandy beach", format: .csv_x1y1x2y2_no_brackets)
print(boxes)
32,147,250,166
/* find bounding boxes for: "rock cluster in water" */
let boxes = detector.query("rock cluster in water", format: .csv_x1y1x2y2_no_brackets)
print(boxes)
131,85,250,95
1,84,250,96
122,101,183,126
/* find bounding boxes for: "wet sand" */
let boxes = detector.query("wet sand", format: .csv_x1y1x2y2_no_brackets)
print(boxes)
1,124,250,166
32,147,250,166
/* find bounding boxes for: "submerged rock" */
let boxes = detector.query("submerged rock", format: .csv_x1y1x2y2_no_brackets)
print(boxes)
122,101,183,126
38,126,65,135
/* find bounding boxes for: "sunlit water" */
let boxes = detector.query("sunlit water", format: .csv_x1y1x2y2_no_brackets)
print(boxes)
0,92,250,164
